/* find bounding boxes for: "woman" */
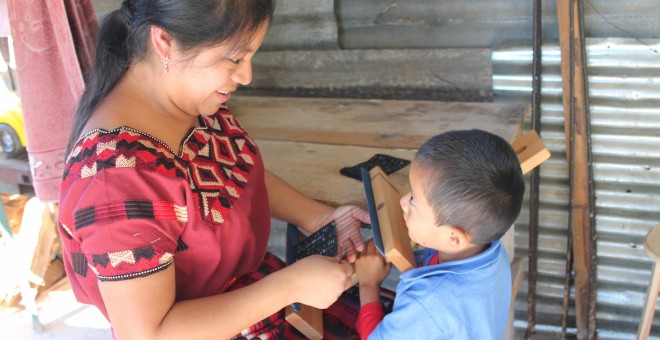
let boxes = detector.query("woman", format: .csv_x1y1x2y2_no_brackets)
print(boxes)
58,1,370,338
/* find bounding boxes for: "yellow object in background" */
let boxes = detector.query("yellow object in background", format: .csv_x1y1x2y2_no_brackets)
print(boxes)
0,88,27,158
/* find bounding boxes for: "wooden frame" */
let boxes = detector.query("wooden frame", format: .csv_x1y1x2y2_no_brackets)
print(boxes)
367,166,416,272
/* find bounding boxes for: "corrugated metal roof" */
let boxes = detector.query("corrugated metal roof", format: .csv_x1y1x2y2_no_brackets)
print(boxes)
493,38,660,339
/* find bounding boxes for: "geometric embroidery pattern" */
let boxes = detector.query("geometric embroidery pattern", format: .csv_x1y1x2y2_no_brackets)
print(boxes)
186,110,257,225
97,260,172,282
62,107,258,227
61,108,259,282
87,243,173,281
73,200,187,229
71,252,88,277
175,236,188,252
74,206,96,230
109,250,135,267
92,253,110,268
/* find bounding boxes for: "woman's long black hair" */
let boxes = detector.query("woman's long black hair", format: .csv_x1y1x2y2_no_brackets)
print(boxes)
66,0,275,155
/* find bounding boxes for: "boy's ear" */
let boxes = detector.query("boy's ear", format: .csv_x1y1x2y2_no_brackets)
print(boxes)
150,26,173,60
446,226,471,249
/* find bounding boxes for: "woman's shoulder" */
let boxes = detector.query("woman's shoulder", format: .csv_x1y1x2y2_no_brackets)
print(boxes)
63,127,188,186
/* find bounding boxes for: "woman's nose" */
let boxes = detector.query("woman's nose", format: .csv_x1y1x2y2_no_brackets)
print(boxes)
232,62,253,86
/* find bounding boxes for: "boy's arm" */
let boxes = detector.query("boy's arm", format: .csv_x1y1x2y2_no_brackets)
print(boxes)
354,241,391,339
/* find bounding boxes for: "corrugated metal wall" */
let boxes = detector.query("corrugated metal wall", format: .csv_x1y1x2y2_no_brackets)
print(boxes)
493,38,660,339
336,0,660,49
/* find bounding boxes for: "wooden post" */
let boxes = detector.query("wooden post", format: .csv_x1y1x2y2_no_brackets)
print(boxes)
556,0,597,338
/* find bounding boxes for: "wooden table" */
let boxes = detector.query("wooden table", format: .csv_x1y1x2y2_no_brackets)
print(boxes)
232,96,526,208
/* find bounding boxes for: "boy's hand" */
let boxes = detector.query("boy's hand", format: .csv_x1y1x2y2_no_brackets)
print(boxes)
355,240,391,287
355,240,391,306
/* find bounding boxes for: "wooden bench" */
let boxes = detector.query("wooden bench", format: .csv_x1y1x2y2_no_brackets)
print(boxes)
231,95,530,338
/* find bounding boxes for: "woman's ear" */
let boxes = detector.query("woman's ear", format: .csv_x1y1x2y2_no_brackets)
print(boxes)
150,26,172,61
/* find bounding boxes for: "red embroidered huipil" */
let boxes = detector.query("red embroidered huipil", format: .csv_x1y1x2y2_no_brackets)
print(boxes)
57,107,270,320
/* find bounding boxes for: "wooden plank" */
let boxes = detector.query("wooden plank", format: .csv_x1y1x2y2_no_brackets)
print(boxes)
639,226,660,339
285,305,323,340
257,140,414,207
557,0,596,338
233,96,526,150
511,130,551,175
509,256,526,311
369,166,415,272
638,262,660,340
504,256,527,340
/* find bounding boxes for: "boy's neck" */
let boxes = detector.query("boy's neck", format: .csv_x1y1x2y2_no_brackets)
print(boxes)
434,243,489,264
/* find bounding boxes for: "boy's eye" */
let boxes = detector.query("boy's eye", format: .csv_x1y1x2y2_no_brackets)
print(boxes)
227,58,241,64
410,196,416,206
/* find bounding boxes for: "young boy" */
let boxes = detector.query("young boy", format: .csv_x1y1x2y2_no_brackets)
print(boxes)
355,129,525,339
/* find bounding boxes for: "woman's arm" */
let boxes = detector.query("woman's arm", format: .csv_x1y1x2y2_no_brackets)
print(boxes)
101,255,354,340
265,170,369,261
265,170,334,233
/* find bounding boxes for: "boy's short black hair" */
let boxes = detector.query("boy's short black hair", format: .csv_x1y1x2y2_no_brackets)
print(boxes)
415,129,525,244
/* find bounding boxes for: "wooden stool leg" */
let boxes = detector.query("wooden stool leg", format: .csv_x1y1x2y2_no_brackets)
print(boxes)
638,261,660,339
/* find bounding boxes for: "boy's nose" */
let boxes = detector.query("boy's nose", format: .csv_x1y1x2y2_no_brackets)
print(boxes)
400,193,409,212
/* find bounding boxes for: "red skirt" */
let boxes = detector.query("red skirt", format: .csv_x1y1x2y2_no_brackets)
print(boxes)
228,253,394,340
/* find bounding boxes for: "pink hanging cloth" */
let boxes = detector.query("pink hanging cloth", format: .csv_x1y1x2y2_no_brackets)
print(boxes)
7,0,98,202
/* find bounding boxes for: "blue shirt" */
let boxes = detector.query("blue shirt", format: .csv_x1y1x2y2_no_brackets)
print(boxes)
369,240,512,339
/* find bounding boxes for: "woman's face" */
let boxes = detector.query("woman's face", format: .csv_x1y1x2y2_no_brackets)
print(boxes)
166,23,269,117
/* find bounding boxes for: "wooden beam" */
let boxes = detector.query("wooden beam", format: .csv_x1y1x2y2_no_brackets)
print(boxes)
285,305,323,340
556,0,596,338
232,96,526,150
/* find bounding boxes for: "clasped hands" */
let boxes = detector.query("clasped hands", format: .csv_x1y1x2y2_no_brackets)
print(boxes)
289,205,391,309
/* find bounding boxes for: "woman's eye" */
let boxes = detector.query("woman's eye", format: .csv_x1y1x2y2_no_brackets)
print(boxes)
410,196,416,206
228,58,241,64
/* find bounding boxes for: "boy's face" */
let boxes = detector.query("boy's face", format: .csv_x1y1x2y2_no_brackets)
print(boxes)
399,161,440,247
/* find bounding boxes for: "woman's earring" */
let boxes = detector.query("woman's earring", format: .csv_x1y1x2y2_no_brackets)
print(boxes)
162,57,169,74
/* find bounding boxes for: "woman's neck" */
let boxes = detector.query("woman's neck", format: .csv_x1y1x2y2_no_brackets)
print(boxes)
85,63,199,152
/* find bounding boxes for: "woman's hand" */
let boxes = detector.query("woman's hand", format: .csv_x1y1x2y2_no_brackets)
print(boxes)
317,205,370,263
288,255,354,309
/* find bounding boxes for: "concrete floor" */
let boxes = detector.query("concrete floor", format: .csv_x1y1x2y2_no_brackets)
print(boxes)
0,288,112,339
